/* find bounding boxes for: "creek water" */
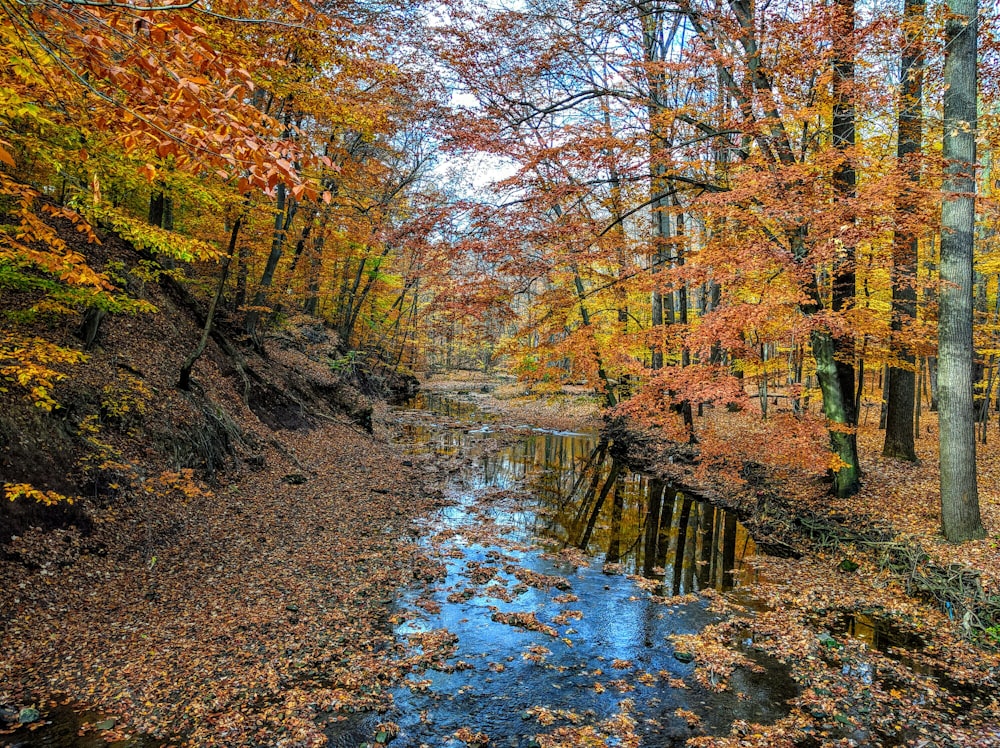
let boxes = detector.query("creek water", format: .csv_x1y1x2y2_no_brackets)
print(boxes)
378,391,798,747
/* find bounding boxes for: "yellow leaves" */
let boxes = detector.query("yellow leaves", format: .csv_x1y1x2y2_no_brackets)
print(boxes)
0,175,112,293
87,205,222,263
828,452,852,474
101,373,153,425
4,482,71,505
152,469,208,502
0,335,87,410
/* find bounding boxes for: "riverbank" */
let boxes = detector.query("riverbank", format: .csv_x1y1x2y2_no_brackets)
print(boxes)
5,372,999,747
408,378,1000,746
418,372,603,433
0,418,445,747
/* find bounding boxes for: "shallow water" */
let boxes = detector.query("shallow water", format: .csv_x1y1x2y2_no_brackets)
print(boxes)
0,705,171,748
375,392,798,746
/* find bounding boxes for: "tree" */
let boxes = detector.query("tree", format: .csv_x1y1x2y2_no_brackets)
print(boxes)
883,0,925,462
829,0,862,491
938,0,986,542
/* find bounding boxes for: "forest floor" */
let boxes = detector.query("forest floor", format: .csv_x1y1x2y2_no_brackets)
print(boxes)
0,371,608,748
0,414,456,746
3,366,1000,747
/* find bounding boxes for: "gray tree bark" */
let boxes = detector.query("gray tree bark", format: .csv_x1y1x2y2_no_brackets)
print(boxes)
938,0,985,541
831,0,859,443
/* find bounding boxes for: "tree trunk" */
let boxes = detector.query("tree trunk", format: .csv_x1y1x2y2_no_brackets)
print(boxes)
572,268,617,408
179,209,244,390
245,183,296,343
720,512,737,590
697,504,716,589
671,497,692,596
148,190,165,228
831,0,860,463
644,3,677,372
303,231,326,316
644,479,664,577
812,330,861,496
883,0,924,461
797,222,861,495
606,470,625,563
579,459,621,550
938,0,985,542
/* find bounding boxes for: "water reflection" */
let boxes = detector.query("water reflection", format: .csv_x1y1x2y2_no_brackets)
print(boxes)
531,442,756,595
381,393,795,747
401,410,759,596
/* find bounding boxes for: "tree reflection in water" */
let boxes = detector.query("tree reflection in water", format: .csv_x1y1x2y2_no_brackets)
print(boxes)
475,431,758,597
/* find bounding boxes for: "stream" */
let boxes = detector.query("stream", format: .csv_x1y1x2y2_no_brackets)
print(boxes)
369,392,799,747
6,391,996,747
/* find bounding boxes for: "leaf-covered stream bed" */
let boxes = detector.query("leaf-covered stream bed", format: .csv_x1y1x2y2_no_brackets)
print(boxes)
6,392,999,747
376,395,1000,748
368,392,1000,748
341,392,800,747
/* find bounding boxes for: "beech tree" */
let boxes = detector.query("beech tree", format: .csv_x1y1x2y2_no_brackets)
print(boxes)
437,0,949,496
883,0,925,462
938,0,986,542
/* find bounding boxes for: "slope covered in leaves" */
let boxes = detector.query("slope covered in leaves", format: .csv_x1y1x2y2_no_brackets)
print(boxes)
1,419,444,746
0,213,436,745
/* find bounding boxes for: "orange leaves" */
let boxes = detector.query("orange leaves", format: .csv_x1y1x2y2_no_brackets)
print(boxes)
0,0,317,199
674,708,701,727
0,139,16,168
0,411,444,747
489,610,559,637
668,630,763,693
453,727,490,745
0,175,111,291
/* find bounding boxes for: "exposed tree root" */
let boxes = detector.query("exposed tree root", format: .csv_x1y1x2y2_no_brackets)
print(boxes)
796,513,1000,640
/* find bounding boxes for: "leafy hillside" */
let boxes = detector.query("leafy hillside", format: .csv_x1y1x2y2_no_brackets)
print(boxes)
0,210,414,543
